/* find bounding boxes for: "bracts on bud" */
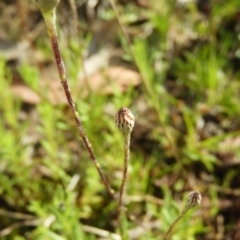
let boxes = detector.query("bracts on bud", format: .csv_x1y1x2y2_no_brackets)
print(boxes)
115,107,135,136
185,191,202,210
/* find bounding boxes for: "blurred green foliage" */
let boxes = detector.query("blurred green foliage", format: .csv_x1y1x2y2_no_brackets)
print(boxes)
1,0,240,239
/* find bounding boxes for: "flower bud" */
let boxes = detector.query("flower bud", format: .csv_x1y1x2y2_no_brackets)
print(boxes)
115,107,135,135
185,191,202,210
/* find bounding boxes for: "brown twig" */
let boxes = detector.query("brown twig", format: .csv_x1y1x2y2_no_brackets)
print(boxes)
82,224,121,240
108,0,133,56
41,10,115,198
0,219,41,237
0,209,35,220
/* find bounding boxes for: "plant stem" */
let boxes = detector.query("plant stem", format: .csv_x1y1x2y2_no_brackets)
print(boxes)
108,0,133,56
42,10,115,199
118,133,131,218
163,209,188,240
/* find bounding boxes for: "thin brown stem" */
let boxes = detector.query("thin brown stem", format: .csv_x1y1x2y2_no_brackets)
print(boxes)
67,0,78,35
0,218,42,237
0,209,35,220
42,10,115,199
108,0,133,56
82,224,121,240
117,133,131,218
163,209,188,240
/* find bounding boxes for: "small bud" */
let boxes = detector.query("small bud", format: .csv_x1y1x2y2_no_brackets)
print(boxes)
115,107,135,135
32,0,60,13
185,191,202,210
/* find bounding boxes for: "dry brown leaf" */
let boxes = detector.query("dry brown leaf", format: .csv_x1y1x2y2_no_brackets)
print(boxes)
136,0,148,7
79,66,141,95
10,84,41,104
217,136,240,166
219,137,240,150
10,80,67,105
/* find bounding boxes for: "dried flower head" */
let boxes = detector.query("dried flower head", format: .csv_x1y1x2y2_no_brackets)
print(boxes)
115,107,135,135
185,191,202,210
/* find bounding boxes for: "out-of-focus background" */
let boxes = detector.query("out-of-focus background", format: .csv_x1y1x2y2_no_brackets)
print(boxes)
1,0,240,239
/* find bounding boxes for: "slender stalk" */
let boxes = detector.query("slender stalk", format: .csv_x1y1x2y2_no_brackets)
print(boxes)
108,0,133,55
115,107,135,222
117,133,131,218
67,0,78,35
163,209,187,240
163,191,202,240
41,10,115,198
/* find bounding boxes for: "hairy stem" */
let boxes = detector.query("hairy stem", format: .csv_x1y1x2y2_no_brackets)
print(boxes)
118,133,131,218
163,209,188,240
42,10,115,198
